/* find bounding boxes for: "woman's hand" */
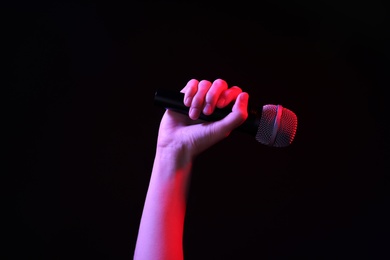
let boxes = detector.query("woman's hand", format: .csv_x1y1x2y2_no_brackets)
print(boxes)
156,78,249,159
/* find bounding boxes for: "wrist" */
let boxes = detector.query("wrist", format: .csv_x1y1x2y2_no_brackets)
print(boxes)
155,145,193,168
152,136,196,183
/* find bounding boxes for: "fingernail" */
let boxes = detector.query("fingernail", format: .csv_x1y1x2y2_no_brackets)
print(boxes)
184,97,192,106
217,98,225,107
190,108,200,119
203,104,212,115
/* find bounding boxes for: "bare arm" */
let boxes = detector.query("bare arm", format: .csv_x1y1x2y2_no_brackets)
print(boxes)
133,79,249,260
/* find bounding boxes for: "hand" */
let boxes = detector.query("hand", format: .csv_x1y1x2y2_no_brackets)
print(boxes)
156,78,249,159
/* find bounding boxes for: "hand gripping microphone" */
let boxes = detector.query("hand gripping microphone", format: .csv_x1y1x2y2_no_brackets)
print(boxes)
154,89,298,148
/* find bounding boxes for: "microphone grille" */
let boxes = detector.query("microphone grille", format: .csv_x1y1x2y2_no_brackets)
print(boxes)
256,104,298,147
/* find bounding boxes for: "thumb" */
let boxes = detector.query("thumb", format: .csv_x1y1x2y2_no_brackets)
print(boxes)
212,92,249,137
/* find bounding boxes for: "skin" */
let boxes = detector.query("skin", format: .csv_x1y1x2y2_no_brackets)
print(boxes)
133,79,249,260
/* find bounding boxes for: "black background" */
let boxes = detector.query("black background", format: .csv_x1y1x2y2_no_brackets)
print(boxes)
4,1,389,259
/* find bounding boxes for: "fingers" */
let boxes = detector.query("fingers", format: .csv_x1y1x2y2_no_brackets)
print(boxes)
181,79,198,107
182,78,232,120
204,79,228,115
216,86,243,108
189,80,213,120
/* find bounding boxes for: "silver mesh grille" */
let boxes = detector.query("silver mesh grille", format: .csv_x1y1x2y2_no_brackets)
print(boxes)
255,105,298,147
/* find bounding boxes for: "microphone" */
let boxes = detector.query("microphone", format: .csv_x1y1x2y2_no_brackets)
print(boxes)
154,89,298,147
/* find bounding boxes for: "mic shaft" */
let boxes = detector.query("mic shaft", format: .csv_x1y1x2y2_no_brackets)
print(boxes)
154,89,298,147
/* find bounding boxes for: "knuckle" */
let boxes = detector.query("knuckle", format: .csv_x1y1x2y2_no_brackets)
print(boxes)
230,86,242,92
198,80,212,90
213,78,227,86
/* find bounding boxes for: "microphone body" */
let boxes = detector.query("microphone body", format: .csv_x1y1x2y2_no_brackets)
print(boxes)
154,89,298,148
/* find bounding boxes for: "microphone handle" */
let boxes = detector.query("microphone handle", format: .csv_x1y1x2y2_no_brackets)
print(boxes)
154,89,261,136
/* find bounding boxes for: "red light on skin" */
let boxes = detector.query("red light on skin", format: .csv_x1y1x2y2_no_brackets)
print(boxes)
134,157,192,260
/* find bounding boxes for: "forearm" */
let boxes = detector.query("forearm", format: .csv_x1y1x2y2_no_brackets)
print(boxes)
134,147,193,260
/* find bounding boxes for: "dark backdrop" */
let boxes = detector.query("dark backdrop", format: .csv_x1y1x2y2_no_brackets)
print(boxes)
4,1,389,259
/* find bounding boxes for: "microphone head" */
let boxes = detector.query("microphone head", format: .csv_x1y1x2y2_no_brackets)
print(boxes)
256,104,298,147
